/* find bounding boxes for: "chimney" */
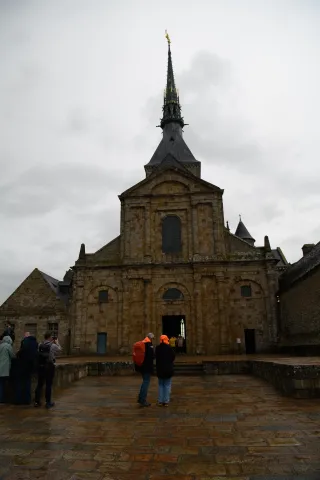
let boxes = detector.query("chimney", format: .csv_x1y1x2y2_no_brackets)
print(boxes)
302,244,315,257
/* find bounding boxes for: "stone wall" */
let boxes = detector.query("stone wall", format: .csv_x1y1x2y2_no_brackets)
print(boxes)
70,168,280,356
72,263,278,355
1,313,70,352
279,267,320,345
0,269,70,349
4,361,88,404
250,360,320,399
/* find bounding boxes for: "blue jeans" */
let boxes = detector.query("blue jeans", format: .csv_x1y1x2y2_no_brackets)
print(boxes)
138,373,151,404
158,377,172,404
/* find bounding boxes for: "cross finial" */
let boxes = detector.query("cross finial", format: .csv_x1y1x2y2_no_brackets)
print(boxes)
165,30,171,45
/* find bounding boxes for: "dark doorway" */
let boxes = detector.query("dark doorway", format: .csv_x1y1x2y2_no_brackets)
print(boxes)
162,315,186,352
244,329,256,354
97,332,107,354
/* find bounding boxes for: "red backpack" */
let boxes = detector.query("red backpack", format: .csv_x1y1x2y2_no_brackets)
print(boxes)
132,341,146,366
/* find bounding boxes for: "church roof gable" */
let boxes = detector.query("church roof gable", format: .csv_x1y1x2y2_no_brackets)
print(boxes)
119,158,222,199
0,268,67,313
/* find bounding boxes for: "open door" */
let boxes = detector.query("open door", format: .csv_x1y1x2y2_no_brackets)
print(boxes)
244,329,256,354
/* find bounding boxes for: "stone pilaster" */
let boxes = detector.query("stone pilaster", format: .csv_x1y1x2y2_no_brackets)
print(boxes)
194,273,204,354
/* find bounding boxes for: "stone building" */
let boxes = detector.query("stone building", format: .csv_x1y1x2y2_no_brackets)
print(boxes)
0,40,288,355
278,242,320,354
0,268,72,351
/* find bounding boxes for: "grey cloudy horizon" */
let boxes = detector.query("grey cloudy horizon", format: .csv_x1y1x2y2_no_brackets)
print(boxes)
1,0,320,304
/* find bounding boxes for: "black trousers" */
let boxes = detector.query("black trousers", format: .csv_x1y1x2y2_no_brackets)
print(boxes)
34,364,55,404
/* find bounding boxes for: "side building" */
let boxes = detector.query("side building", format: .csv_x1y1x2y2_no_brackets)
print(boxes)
0,268,72,351
278,242,320,355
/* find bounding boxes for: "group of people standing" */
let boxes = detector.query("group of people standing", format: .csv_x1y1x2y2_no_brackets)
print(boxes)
0,323,61,408
135,333,175,407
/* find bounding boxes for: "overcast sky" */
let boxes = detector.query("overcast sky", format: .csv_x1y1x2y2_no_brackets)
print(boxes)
1,0,320,304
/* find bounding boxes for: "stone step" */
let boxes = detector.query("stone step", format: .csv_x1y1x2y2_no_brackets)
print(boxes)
174,363,204,375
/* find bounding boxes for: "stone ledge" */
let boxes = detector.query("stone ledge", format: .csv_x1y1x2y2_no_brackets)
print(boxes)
250,360,320,399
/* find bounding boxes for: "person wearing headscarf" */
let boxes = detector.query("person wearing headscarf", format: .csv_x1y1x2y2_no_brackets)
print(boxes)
155,335,175,407
0,336,15,403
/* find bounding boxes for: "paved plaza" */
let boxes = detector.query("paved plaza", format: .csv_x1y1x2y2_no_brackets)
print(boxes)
0,375,320,479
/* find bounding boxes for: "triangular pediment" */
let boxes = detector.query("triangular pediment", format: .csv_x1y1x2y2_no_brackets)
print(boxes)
0,268,66,314
119,157,223,199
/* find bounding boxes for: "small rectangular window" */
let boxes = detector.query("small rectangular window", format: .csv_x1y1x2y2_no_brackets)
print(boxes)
98,290,108,303
241,285,252,297
25,323,37,337
48,322,59,338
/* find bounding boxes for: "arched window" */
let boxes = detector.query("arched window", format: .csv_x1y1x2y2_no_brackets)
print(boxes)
98,290,109,303
162,215,182,253
163,288,184,301
241,285,252,297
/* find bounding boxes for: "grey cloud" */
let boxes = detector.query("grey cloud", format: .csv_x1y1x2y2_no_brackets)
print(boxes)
179,51,232,92
0,163,134,218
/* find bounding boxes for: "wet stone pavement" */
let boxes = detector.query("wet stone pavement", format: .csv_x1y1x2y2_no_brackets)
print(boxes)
0,375,320,480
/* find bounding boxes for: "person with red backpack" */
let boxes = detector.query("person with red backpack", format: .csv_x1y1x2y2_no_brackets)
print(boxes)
133,333,154,407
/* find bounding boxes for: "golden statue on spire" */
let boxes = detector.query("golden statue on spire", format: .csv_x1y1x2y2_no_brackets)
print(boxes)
165,30,171,45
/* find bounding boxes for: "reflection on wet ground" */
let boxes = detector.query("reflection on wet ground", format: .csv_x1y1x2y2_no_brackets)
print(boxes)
0,375,320,479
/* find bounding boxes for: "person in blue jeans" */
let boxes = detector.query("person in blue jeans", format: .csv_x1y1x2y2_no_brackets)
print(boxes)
155,335,175,407
135,333,154,407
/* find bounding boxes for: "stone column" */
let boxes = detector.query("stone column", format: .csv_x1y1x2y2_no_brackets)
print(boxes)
117,284,123,352
265,265,279,346
119,276,130,354
194,273,205,354
145,200,151,260
143,278,152,334
191,199,199,255
216,273,229,353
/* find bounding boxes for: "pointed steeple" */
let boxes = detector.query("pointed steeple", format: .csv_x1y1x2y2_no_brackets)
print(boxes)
144,32,200,178
235,217,255,246
160,31,185,129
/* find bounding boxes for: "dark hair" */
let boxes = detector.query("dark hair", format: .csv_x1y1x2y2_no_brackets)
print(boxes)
44,331,52,340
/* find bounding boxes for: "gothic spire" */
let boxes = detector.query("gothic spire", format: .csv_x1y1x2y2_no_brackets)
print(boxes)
160,31,185,129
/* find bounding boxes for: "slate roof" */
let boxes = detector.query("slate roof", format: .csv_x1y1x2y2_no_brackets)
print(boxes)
145,39,199,169
39,270,70,304
146,123,199,167
279,241,320,290
271,247,288,267
234,220,255,242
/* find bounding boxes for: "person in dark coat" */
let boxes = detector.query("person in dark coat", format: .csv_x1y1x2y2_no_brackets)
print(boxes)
15,332,38,405
155,335,175,407
2,323,15,343
136,333,154,407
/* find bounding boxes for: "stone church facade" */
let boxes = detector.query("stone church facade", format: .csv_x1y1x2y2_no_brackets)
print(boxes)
0,40,288,355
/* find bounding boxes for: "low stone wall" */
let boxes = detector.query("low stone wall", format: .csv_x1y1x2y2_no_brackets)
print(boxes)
54,362,88,388
4,361,89,404
203,360,251,375
203,359,320,398
250,360,320,399
5,358,320,402
87,361,135,376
